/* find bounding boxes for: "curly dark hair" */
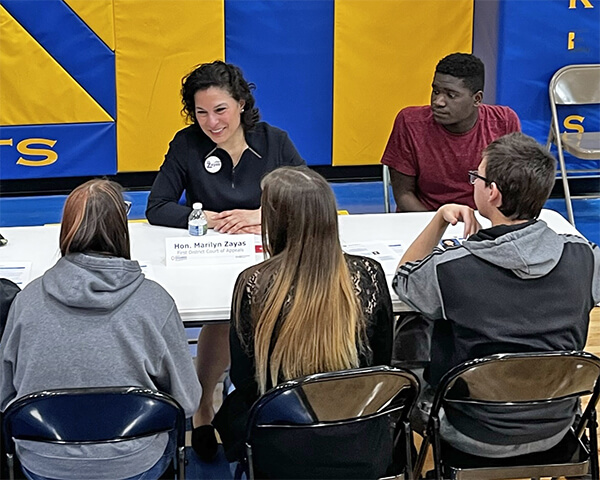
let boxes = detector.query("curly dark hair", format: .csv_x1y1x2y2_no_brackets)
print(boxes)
435,53,485,94
181,60,260,130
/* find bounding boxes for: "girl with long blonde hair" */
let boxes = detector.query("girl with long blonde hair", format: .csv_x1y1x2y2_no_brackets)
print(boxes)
214,166,393,461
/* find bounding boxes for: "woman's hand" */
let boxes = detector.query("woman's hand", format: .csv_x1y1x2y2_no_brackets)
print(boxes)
238,225,262,235
211,208,261,234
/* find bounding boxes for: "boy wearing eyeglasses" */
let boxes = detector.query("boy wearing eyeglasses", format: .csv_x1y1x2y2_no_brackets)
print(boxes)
382,52,521,377
393,132,600,457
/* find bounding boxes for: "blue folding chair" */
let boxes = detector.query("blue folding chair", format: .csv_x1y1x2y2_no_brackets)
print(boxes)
2,386,187,480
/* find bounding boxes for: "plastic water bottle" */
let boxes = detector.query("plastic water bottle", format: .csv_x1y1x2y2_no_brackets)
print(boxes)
188,202,207,236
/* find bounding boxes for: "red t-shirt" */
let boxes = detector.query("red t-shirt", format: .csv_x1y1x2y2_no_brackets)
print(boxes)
381,104,521,210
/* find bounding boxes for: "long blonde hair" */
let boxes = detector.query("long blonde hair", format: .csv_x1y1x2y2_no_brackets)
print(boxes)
233,167,365,394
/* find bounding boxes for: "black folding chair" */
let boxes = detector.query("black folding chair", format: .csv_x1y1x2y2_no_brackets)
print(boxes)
414,351,600,480
2,386,187,480
243,366,419,480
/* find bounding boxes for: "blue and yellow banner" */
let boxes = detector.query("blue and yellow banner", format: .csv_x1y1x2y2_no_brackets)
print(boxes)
0,0,473,179
496,0,600,171
2,0,599,181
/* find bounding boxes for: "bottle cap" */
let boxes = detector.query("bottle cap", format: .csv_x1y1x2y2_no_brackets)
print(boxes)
192,202,203,210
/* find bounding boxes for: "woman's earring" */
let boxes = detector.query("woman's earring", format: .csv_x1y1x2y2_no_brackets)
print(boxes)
241,108,245,113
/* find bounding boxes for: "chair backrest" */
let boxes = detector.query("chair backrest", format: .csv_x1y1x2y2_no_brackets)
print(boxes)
431,351,600,443
436,351,600,406
245,366,419,479
2,386,186,450
550,64,600,106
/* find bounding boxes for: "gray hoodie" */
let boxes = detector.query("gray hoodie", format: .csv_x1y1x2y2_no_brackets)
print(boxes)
0,253,201,479
394,220,600,447
463,219,575,279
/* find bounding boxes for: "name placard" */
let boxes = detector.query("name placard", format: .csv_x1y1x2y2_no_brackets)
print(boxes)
165,234,255,267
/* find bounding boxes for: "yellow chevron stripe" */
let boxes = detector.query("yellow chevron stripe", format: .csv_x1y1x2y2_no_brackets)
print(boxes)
64,0,115,51
0,5,113,126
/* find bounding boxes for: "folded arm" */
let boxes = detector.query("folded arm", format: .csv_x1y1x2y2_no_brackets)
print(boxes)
399,204,481,266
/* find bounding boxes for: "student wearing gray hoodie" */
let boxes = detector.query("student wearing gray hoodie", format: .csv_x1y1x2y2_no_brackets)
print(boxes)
393,132,600,457
0,179,201,480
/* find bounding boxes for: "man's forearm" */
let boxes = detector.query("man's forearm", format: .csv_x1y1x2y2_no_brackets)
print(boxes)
399,211,448,265
389,169,429,212
396,193,429,212
398,204,480,266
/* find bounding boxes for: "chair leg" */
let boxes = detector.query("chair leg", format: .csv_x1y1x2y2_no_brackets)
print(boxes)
413,435,430,480
246,443,255,480
556,140,576,225
431,418,443,480
403,421,414,480
383,165,391,213
177,446,185,480
589,409,599,480
7,454,14,480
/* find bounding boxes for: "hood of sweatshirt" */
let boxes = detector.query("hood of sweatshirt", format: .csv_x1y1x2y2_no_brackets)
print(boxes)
42,252,144,310
462,220,564,280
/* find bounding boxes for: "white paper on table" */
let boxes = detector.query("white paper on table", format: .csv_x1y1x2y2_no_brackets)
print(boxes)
0,262,32,286
342,242,404,275
165,235,255,267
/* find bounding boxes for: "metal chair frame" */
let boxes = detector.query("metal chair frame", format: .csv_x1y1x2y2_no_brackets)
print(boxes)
244,366,420,480
546,63,600,225
414,351,600,480
2,386,187,480
383,165,393,213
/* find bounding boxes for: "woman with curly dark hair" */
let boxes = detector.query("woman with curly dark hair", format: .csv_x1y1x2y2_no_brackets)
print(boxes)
146,60,305,462
146,60,305,234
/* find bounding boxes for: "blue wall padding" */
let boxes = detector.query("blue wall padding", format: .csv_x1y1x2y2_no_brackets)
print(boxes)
1,123,116,179
496,0,600,171
1,0,116,118
225,0,334,166
0,195,67,226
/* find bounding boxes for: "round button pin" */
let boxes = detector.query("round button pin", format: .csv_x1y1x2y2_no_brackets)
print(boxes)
204,156,222,173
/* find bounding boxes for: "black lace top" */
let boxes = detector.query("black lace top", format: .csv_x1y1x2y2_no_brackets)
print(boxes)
229,254,393,398
214,254,393,461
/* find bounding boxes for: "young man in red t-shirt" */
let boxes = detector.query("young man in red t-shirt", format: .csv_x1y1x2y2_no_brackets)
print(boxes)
381,53,521,212
382,53,521,370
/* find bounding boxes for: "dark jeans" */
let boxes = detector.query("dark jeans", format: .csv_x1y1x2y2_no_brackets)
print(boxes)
21,433,176,480
392,312,432,369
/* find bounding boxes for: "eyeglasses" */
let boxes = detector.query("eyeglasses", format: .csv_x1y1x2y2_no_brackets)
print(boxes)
468,170,490,185
124,200,132,216
468,170,501,193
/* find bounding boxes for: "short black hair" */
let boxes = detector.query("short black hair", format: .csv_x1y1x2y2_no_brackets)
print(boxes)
181,60,260,130
435,53,485,94
484,132,557,220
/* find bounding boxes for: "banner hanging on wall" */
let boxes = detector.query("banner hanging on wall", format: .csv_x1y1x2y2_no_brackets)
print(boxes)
496,0,600,172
